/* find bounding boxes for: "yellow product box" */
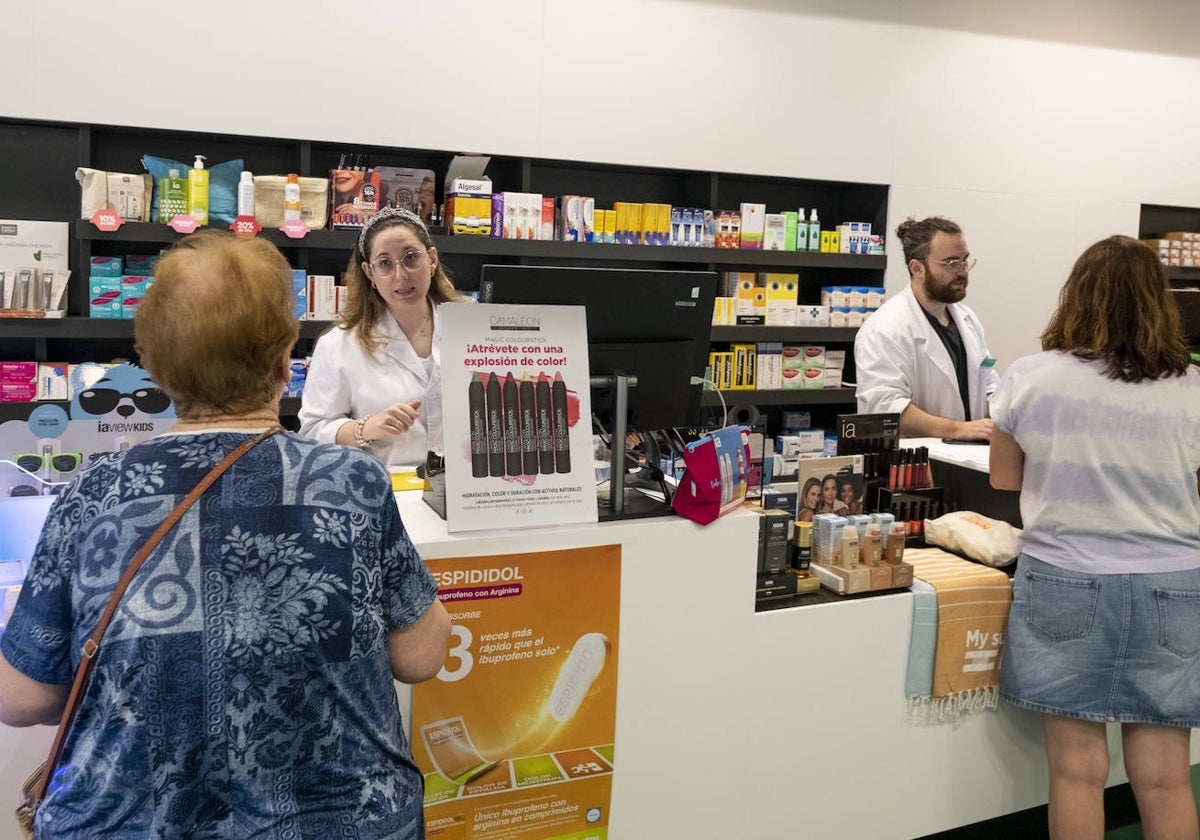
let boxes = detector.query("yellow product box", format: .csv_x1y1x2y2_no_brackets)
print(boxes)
712,296,736,326
602,208,617,243
655,203,672,246
629,203,645,244
445,194,492,235
763,273,798,326
732,343,757,390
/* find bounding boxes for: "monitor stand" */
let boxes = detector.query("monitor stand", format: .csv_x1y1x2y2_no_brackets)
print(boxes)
593,372,674,522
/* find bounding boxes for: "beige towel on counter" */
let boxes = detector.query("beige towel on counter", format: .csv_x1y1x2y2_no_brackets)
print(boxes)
904,547,1013,722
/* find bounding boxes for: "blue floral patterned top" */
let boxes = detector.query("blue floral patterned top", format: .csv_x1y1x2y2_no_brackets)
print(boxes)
1,431,438,839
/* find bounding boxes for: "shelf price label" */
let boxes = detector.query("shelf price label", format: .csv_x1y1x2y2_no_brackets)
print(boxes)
168,215,200,234
230,215,261,238
89,209,124,232
279,219,309,239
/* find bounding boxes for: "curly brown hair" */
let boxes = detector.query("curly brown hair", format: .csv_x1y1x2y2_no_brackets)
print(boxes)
1040,235,1190,383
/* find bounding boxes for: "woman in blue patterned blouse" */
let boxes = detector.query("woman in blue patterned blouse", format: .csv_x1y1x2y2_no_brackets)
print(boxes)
0,229,451,838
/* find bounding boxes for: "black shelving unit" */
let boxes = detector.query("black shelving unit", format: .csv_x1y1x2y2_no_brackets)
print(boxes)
1,115,890,431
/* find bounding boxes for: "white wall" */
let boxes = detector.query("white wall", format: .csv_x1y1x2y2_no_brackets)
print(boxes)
4,0,1200,370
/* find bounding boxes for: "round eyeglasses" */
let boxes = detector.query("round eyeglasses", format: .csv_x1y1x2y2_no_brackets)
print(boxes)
922,256,977,272
369,250,427,277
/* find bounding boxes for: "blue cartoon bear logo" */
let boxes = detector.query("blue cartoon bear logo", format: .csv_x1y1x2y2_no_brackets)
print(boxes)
70,362,175,423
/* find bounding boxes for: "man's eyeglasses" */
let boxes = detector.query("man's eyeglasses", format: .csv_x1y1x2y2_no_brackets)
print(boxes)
14,453,82,475
922,256,977,272
369,250,427,277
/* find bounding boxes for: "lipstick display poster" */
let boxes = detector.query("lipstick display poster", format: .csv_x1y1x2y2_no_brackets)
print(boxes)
412,545,620,839
440,303,597,533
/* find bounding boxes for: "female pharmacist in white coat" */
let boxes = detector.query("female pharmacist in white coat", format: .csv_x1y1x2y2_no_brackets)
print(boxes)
300,207,468,466
854,216,998,441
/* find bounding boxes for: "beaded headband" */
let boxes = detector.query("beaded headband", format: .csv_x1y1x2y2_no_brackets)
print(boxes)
358,206,429,256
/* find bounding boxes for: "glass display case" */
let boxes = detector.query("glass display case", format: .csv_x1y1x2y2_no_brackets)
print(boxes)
0,460,61,632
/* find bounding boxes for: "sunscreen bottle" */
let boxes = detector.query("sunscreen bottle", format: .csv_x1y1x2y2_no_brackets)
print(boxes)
807,207,820,252
237,171,255,219
187,155,209,225
159,168,189,222
284,173,302,222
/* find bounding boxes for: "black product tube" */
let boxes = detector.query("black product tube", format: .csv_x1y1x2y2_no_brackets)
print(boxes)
535,373,554,474
551,372,571,473
486,372,505,477
468,372,488,477
503,372,522,476
520,373,538,475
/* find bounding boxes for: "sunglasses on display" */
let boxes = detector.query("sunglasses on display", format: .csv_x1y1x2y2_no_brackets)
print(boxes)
13,453,83,475
9,483,65,498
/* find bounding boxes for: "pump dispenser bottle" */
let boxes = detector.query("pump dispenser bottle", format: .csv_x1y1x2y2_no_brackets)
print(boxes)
188,155,209,225
807,208,820,252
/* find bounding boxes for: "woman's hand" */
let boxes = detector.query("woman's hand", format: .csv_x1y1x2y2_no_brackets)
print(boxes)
364,401,422,441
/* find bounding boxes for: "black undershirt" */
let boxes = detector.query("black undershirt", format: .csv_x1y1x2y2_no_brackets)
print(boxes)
920,307,971,421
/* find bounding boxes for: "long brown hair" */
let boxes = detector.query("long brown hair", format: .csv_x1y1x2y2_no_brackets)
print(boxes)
339,212,463,356
1040,235,1189,383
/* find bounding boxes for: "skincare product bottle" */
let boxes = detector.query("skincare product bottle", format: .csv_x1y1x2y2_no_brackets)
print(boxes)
807,208,820,252
797,208,809,253
0,271,7,308
841,523,860,568
159,168,189,223
188,155,209,225
16,269,32,310
283,173,302,222
40,270,55,310
237,171,256,218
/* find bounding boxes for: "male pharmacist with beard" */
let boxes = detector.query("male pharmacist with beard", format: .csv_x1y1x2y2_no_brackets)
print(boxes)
854,216,999,441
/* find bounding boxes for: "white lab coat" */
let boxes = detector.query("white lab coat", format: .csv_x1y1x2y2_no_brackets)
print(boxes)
299,308,448,467
853,285,997,421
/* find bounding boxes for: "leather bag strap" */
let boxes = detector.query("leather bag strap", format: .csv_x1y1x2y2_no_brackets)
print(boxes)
33,427,282,802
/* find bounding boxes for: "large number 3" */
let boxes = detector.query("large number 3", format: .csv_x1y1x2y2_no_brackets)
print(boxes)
438,624,474,682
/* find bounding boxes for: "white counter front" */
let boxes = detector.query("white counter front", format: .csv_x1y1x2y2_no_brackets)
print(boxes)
395,494,1200,839
4,493,1195,838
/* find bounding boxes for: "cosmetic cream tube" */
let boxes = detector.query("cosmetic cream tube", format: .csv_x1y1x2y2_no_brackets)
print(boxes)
40,270,55,310
16,269,31,310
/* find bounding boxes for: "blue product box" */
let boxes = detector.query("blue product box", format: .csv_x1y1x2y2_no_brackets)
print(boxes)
89,256,124,277
291,270,307,320
89,276,123,318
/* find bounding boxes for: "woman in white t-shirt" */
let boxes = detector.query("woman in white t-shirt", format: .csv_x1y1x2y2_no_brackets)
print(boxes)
989,235,1200,840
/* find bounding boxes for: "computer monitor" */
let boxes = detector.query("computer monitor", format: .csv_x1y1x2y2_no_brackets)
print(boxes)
478,264,719,519
479,264,718,430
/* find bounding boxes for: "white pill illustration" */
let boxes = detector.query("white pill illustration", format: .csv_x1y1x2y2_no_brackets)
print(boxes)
547,632,610,722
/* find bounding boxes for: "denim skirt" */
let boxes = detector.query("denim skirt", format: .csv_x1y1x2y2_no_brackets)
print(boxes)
999,553,1200,726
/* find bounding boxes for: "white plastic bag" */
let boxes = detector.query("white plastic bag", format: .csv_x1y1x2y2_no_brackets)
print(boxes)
924,511,1020,568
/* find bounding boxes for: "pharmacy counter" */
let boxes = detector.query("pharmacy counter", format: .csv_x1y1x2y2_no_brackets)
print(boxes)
4,494,1196,838
394,494,1199,838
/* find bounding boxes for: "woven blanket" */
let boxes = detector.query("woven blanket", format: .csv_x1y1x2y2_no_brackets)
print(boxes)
904,547,1013,722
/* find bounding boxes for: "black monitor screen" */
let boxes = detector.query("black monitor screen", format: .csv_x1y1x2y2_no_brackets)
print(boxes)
479,264,718,431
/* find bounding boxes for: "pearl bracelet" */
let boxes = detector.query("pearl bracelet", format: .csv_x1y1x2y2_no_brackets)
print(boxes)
354,414,376,449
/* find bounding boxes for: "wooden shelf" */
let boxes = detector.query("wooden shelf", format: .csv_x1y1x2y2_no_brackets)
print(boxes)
74,219,886,270
0,316,335,341
709,326,858,343
701,387,857,406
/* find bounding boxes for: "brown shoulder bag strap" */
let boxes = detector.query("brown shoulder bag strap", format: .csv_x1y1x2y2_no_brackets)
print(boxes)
33,426,282,802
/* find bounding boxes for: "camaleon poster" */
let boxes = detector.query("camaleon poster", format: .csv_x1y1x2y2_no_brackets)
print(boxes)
412,545,620,839
440,303,597,533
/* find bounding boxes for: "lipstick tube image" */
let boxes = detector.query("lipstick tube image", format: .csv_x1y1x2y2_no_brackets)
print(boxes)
486,372,505,477
520,373,538,475
551,372,571,473
503,372,522,476
535,373,554,474
468,372,488,477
